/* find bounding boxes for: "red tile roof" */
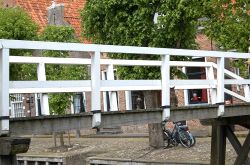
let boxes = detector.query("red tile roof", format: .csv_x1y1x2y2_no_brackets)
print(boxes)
15,0,88,42
14,0,214,48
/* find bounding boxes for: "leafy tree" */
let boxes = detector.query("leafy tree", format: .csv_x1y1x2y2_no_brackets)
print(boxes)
81,0,205,80
40,25,88,115
0,7,38,80
203,0,250,77
81,0,206,108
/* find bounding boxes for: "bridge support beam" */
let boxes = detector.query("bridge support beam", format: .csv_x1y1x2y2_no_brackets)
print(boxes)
201,115,250,165
0,137,30,165
210,124,226,165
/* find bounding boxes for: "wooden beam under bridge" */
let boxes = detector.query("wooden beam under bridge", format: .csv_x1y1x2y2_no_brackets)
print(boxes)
9,103,250,136
201,114,250,165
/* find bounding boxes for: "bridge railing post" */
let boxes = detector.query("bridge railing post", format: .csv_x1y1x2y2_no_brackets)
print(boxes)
91,51,101,128
208,66,217,104
0,48,9,135
37,62,50,115
181,67,189,106
161,55,170,121
216,57,225,116
107,64,118,111
243,85,250,102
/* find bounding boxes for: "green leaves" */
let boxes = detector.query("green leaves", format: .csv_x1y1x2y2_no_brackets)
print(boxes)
40,25,88,115
40,26,77,42
0,7,38,80
81,0,203,79
0,7,37,40
203,0,250,53
203,0,250,78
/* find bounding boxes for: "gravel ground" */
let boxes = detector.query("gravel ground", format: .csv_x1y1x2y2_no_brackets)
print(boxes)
19,136,250,164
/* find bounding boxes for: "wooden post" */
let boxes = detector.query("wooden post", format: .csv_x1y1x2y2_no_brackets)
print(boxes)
0,155,16,165
210,123,226,165
148,123,164,148
225,126,250,164
234,132,250,165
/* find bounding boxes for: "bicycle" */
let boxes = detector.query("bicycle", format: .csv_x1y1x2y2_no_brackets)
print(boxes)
162,121,196,148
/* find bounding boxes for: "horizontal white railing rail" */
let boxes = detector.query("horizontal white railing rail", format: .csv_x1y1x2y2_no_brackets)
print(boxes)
1,39,249,58
9,80,217,93
10,56,214,67
1,39,250,135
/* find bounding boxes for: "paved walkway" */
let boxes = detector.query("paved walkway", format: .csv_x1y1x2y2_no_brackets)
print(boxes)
17,135,249,164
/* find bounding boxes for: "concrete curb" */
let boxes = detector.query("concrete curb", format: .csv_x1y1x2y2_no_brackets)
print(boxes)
87,157,209,165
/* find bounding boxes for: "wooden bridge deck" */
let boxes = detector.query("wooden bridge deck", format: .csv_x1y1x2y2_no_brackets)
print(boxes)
9,103,250,136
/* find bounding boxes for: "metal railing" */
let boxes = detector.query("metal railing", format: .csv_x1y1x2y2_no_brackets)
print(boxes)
1,39,250,135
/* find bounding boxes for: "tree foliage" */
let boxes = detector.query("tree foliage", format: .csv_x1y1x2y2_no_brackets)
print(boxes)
204,0,250,52
81,0,205,79
203,0,250,77
40,26,88,115
0,7,38,80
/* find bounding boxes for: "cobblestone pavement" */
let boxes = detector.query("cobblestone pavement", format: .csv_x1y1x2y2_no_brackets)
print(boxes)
20,136,250,164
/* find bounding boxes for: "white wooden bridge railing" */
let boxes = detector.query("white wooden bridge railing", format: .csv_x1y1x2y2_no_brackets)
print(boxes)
0,39,250,135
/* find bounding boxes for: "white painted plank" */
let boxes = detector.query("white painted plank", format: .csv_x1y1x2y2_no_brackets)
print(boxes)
224,88,249,102
1,39,98,52
2,39,249,58
216,57,225,116
173,85,215,90
9,56,91,65
125,91,132,110
207,66,217,104
212,63,244,80
9,87,91,93
244,85,250,102
161,55,170,121
37,62,49,115
107,64,118,111
0,48,9,134
224,79,250,85
10,56,213,67
10,81,91,93
91,51,101,127
10,80,216,93
182,67,189,106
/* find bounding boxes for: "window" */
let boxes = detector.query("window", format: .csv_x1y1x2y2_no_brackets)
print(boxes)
73,93,85,113
10,94,25,117
131,91,145,110
186,58,208,105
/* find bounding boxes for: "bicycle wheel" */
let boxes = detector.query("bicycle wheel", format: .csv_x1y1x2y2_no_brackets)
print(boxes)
178,130,192,148
163,129,171,148
189,133,196,147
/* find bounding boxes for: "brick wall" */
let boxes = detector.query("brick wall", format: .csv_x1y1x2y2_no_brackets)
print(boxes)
22,94,36,117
